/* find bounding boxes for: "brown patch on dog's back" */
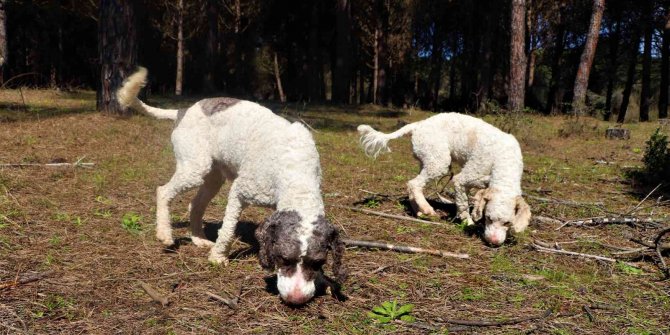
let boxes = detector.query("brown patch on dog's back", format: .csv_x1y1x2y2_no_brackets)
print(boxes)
467,130,478,149
199,97,241,115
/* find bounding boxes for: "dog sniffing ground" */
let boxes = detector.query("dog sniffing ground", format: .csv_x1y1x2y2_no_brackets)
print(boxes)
0,89,669,334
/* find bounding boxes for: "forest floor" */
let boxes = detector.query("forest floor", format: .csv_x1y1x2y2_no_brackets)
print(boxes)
0,89,669,334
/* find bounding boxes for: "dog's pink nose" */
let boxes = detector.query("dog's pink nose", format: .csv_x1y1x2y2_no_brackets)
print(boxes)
486,234,503,246
284,288,310,305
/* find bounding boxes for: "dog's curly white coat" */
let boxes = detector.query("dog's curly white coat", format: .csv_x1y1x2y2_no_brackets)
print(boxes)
117,68,328,303
358,113,531,245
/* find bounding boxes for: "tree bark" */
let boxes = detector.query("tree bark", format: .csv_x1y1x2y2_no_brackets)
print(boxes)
175,0,184,96
0,0,6,83
640,2,653,122
571,0,606,115
508,0,527,112
307,3,324,102
373,27,379,104
429,20,443,112
202,0,217,93
604,20,621,121
273,51,286,103
332,0,352,103
618,33,640,123
97,0,138,116
545,8,566,115
660,12,670,119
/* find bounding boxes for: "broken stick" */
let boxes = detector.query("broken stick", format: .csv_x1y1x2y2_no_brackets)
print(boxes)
139,281,169,307
329,204,441,225
531,241,638,268
343,239,469,259
0,271,53,291
206,291,238,309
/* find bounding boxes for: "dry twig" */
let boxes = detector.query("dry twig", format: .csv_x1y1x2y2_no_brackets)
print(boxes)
653,227,670,279
531,240,638,267
206,291,238,310
329,204,440,225
438,308,553,327
343,239,469,259
139,281,169,307
0,271,52,291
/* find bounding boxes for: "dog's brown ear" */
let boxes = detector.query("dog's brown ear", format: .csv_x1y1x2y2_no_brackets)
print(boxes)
512,196,531,233
472,189,492,222
327,227,347,283
255,213,279,270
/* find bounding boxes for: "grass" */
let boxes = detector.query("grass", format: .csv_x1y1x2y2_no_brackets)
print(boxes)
0,89,669,334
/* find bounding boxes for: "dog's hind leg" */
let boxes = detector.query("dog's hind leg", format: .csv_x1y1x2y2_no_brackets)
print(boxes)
156,158,212,246
407,134,451,217
188,168,224,248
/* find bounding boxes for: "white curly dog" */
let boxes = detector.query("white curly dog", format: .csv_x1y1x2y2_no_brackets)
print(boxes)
358,113,531,245
117,68,345,305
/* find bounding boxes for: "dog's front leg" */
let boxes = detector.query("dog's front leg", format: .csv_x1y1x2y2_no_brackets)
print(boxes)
208,190,245,265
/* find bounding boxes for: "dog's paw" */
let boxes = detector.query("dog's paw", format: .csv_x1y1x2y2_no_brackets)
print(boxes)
156,231,175,246
459,211,475,226
417,207,437,217
191,236,214,248
208,252,230,266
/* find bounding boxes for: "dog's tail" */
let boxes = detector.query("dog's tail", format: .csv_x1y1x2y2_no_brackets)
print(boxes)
116,67,179,120
357,123,417,158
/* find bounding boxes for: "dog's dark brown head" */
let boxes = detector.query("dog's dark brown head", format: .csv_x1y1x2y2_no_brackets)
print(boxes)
255,210,346,305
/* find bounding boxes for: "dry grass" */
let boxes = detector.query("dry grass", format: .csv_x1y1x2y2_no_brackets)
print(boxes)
0,89,669,334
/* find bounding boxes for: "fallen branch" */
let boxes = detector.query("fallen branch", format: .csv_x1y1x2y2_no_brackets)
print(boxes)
343,238,469,259
556,216,663,230
625,183,663,216
206,291,238,310
437,308,553,327
329,204,440,225
525,194,604,208
0,157,94,169
0,271,53,291
531,240,638,267
654,227,670,279
139,281,169,307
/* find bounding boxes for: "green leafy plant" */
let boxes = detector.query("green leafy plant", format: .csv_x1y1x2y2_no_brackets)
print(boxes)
363,198,381,209
121,212,142,234
616,261,644,275
367,300,415,324
642,128,669,182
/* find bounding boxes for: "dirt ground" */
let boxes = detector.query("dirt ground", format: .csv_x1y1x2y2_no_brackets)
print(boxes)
0,90,669,334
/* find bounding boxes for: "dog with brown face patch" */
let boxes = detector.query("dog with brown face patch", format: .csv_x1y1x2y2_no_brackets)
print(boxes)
117,68,345,305
358,113,531,246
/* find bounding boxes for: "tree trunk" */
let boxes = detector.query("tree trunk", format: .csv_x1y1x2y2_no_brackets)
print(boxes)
175,0,184,96
202,0,217,93
640,2,653,122
545,8,566,115
618,33,640,123
373,28,379,104
660,12,670,120
449,35,458,101
509,0,527,111
332,0,352,103
273,51,286,103
429,20,443,112
97,0,137,116
604,20,621,121
307,3,323,102
571,0,606,115
0,0,6,84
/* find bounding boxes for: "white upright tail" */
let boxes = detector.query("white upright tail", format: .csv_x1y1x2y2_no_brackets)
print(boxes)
116,67,179,120
357,123,417,158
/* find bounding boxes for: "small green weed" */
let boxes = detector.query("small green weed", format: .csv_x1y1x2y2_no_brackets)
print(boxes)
459,287,484,301
367,300,416,324
363,198,381,208
94,209,112,219
616,262,644,275
121,212,142,234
